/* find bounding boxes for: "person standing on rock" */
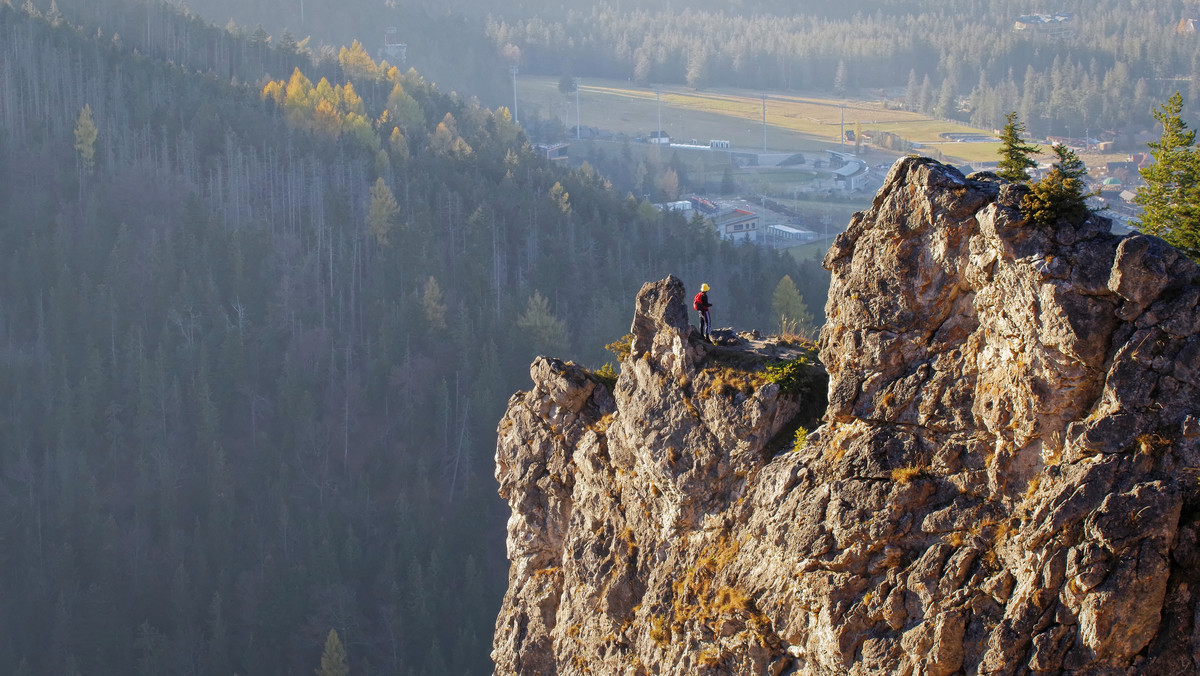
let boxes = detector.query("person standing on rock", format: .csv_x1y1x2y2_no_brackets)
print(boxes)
694,283,713,342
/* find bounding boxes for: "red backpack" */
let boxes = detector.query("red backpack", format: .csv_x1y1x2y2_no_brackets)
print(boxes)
693,291,706,310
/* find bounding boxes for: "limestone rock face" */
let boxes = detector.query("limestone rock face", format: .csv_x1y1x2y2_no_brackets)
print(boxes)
492,159,1200,675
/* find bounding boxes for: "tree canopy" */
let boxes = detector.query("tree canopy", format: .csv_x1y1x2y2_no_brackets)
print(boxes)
771,275,813,338
1021,144,1093,226
1135,92,1200,260
316,630,349,676
995,111,1039,183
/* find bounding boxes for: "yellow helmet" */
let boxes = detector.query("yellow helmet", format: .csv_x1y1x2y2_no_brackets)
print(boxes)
701,283,710,292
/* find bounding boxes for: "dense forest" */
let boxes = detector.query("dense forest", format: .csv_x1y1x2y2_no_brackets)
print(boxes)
0,1,822,674
109,0,1200,145
485,0,1200,140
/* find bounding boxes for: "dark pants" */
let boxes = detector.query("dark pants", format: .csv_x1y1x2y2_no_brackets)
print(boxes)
699,309,710,337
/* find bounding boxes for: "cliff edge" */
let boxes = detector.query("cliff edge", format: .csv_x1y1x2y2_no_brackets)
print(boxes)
492,157,1200,675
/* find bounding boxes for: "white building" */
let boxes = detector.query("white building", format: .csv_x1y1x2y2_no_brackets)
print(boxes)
656,200,693,213
767,224,817,244
714,208,759,241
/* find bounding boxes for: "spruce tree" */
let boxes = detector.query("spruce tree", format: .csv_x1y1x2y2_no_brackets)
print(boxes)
771,275,812,338
516,291,567,357
1022,144,1093,226
74,104,98,174
1135,92,1200,260
996,111,1039,183
317,629,349,676
833,59,848,96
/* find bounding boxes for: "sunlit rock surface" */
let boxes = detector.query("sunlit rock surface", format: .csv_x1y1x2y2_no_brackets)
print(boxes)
492,158,1200,675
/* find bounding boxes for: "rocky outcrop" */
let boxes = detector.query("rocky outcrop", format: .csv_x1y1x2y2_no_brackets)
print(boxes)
492,157,1200,675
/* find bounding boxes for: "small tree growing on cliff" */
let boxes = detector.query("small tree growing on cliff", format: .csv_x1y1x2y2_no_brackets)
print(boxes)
1135,92,1200,260
1021,144,1094,226
996,111,1039,183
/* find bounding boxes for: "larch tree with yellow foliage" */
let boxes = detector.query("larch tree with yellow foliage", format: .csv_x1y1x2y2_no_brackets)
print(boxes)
338,40,377,81
368,178,399,246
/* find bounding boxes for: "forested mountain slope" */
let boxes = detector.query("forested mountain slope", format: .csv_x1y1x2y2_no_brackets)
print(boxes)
108,0,1200,144
487,0,1200,138
0,1,821,673
43,0,511,103
38,0,1198,144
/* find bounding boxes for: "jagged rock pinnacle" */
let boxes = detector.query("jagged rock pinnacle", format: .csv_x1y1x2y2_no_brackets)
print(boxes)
493,157,1200,675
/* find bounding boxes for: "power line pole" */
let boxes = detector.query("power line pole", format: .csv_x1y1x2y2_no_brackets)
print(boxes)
656,87,662,136
574,77,581,140
840,105,845,151
656,87,662,162
762,93,768,153
509,65,519,124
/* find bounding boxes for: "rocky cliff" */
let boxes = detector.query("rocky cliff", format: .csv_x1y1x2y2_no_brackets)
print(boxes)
492,157,1200,675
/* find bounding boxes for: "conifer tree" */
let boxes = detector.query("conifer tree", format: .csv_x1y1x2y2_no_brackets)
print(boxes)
904,69,920,111
550,181,571,213
388,127,410,162
934,78,955,119
278,29,298,54
422,276,448,331
833,60,847,96
516,291,567,357
316,629,349,676
1021,144,1093,226
995,111,1039,183
771,275,812,338
74,104,98,174
368,177,399,246
1135,92,1200,260
721,167,736,194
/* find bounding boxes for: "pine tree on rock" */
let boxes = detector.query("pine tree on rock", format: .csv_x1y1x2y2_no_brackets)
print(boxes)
1022,144,1093,226
996,111,1039,183
1135,92,1200,260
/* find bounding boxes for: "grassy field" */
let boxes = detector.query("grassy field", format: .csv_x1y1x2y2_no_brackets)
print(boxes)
786,239,835,263
518,76,1001,164
518,76,1131,168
